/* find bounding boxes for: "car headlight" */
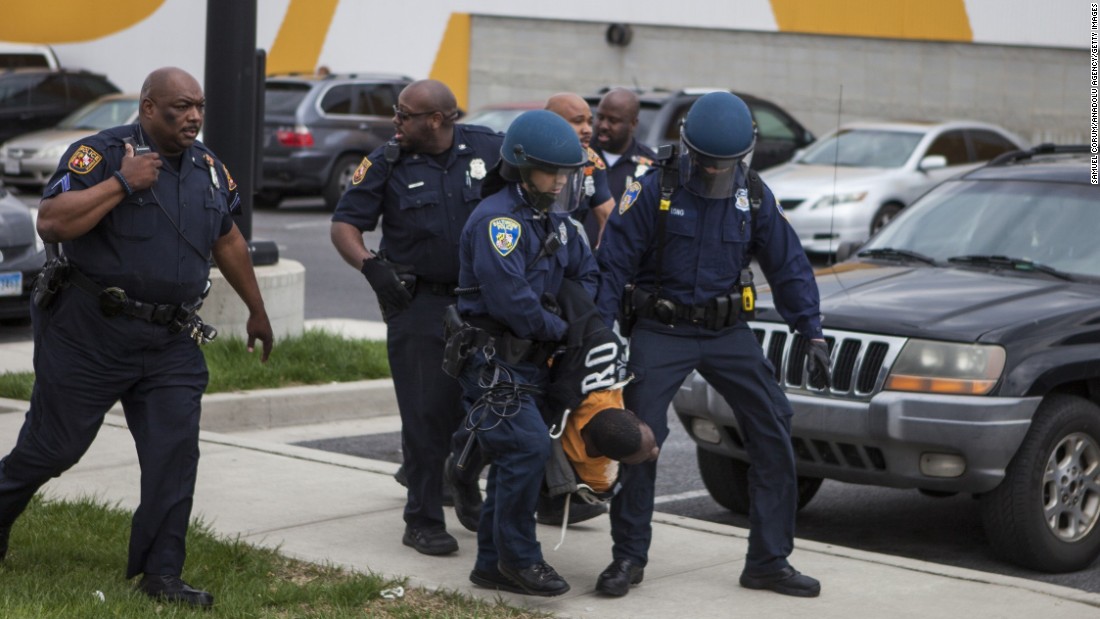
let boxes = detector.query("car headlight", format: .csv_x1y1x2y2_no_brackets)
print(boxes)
884,340,1005,395
811,191,867,209
28,207,45,254
38,143,69,163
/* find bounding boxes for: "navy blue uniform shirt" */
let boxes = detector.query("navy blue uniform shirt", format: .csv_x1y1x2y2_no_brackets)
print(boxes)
458,184,599,342
43,124,238,305
592,138,658,204
576,146,612,218
331,124,502,283
596,165,823,339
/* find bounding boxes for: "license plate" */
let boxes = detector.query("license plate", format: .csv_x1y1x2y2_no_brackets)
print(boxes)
2,158,18,175
0,272,23,297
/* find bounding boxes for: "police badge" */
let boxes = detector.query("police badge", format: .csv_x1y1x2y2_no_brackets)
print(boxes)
469,158,486,180
558,221,568,245
584,175,595,197
735,187,750,211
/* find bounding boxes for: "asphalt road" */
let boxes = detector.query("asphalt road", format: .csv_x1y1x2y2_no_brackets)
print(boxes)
8,192,1099,593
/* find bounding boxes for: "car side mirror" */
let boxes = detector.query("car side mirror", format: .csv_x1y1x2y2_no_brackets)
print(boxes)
836,240,863,262
919,155,947,172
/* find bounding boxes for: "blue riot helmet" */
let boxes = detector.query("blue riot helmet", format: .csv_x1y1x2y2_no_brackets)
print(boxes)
500,109,587,212
679,91,756,199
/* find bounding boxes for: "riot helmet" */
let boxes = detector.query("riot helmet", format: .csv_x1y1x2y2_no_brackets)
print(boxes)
500,109,587,213
679,91,756,199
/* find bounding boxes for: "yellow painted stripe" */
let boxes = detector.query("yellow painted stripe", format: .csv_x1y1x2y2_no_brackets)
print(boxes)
267,0,340,75
0,0,164,43
429,13,471,111
770,0,972,42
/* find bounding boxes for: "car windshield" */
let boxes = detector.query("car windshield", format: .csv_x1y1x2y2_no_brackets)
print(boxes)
798,129,922,168
865,178,1100,277
265,82,311,116
461,108,527,133
57,98,138,131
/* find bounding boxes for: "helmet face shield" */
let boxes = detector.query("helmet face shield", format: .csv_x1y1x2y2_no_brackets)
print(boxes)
680,134,740,199
521,164,586,213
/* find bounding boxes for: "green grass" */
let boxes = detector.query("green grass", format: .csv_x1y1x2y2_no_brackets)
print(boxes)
0,497,547,618
0,329,392,401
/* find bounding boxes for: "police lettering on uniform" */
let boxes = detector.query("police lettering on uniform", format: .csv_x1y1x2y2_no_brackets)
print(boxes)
595,91,831,598
0,67,274,609
330,79,500,557
545,93,614,251
591,87,658,227
452,110,598,597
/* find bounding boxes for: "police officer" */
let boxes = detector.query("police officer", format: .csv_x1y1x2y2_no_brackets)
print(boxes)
595,92,830,598
0,67,274,608
591,87,657,216
455,110,598,597
330,79,499,556
545,93,614,248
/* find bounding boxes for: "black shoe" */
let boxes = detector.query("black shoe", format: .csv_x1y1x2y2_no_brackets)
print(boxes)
535,500,607,526
402,526,458,556
595,558,644,596
137,574,215,608
0,525,9,561
739,566,821,597
469,566,526,595
394,464,454,507
443,453,481,533
496,560,570,597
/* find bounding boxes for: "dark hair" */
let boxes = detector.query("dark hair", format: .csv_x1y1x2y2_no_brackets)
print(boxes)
585,408,643,460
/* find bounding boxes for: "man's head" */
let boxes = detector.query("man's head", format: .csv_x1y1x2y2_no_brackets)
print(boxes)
545,92,593,147
139,67,204,156
583,407,659,466
679,91,756,199
595,88,640,155
393,79,459,154
500,109,587,213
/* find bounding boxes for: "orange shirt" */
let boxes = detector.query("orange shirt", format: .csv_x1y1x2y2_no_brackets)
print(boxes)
562,389,622,493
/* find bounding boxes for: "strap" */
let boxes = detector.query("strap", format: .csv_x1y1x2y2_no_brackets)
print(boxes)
653,144,679,295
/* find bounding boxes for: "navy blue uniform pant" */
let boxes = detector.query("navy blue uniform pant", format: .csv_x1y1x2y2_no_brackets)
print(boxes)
386,289,472,530
0,288,206,579
616,322,797,574
458,355,550,572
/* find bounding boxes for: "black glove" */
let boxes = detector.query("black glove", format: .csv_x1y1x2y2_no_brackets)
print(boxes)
541,292,562,317
806,339,831,388
361,258,412,312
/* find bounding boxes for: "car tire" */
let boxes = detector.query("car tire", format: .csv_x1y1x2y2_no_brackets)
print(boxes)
323,154,362,211
870,203,904,235
696,446,822,514
980,394,1100,573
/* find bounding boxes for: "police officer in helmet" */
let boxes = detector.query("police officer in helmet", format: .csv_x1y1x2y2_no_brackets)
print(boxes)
455,109,599,596
596,91,830,598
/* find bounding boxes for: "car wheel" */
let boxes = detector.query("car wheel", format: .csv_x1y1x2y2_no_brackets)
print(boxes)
870,203,904,235
980,394,1100,572
323,155,362,211
696,446,822,514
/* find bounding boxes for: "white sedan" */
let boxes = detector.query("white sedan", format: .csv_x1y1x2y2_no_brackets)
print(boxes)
764,120,1026,255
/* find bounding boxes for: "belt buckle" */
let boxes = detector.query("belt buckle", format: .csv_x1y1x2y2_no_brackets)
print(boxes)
99,287,127,317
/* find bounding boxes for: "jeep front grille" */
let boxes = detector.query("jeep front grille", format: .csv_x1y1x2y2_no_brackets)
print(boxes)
750,323,908,401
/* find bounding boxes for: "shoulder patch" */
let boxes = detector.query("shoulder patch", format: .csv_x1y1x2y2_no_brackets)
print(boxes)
489,217,522,257
587,146,606,170
619,181,642,215
67,145,103,174
351,156,372,185
222,163,237,191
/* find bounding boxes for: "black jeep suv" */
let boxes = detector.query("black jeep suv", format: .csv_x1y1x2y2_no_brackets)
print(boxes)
673,145,1100,573
259,72,412,209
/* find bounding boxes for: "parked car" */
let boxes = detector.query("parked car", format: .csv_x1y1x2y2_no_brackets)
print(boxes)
461,101,541,133
258,72,413,209
672,144,1100,573
0,68,119,145
1,93,139,190
764,120,1026,255
0,42,60,71
0,182,45,320
584,87,816,171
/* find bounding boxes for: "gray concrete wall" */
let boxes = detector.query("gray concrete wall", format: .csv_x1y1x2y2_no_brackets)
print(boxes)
468,16,1084,146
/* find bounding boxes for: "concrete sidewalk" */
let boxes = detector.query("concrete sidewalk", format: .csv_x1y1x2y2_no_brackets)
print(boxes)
1,319,1099,617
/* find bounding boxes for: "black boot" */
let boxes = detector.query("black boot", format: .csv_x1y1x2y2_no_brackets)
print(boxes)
496,560,570,597
595,558,644,596
137,574,215,608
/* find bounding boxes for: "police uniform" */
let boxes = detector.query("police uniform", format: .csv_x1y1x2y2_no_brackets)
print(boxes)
591,138,658,207
332,124,501,533
573,146,613,245
596,164,822,575
456,182,598,575
0,124,237,580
